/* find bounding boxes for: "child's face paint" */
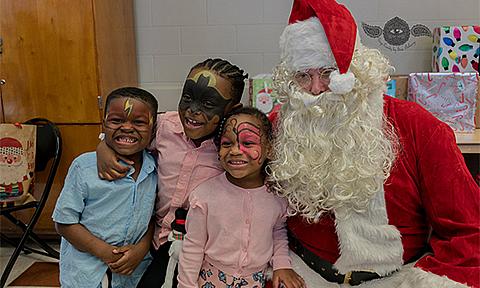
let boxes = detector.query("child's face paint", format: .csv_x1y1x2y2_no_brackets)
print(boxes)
178,69,234,142
103,97,153,157
219,114,270,189
124,98,134,116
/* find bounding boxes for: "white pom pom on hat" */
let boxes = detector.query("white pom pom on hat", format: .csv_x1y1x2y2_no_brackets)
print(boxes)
280,0,358,94
328,70,356,94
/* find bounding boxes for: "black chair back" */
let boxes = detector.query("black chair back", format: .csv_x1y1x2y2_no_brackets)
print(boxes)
24,118,62,201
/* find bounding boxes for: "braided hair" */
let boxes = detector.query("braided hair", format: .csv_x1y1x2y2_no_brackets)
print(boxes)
190,58,248,104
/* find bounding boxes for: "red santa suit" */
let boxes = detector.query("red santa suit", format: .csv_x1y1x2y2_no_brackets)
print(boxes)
269,0,480,286
287,96,480,287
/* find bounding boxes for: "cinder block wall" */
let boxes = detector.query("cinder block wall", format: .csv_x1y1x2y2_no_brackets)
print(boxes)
135,0,480,110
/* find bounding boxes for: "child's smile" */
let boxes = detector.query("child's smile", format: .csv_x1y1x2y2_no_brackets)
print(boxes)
113,134,140,146
178,69,234,142
219,114,270,189
103,97,153,158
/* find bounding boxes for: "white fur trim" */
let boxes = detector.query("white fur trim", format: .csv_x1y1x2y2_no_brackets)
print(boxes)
280,17,336,71
385,266,471,288
334,186,404,276
291,252,470,287
328,70,356,94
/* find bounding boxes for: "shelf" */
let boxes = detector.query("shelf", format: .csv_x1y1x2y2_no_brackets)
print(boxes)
455,129,480,154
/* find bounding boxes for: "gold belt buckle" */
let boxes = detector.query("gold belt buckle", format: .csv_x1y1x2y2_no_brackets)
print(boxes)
343,271,352,284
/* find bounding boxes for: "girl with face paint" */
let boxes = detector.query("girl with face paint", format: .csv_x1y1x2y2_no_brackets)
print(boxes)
95,59,248,288
177,107,305,288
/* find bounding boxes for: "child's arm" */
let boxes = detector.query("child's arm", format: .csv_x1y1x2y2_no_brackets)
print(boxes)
55,222,122,264
108,220,154,275
96,140,133,180
177,198,208,288
271,202,305,288
54,157,121,264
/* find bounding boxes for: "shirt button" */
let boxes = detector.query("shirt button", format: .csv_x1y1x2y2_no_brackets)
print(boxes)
243,247,247,252
245,219,250,224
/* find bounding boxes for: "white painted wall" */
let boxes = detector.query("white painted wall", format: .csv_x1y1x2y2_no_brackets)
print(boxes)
134,0,480,110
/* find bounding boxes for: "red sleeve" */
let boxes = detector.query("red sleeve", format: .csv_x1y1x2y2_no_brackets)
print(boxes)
414,122,480,288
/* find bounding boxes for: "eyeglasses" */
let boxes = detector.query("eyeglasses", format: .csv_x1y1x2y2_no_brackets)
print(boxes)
293,67,336,89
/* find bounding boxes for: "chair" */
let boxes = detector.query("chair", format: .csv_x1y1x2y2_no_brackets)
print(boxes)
1,118,62,288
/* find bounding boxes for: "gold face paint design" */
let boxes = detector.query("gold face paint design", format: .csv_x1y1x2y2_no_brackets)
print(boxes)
189,70,217,86
187,70,227,97
179,69,234,141
124,99,134,117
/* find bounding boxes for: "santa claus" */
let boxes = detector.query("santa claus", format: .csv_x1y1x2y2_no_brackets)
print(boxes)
267,0,480,287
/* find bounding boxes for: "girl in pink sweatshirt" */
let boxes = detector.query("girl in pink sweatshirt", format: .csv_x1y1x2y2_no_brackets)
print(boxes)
178,107,305,288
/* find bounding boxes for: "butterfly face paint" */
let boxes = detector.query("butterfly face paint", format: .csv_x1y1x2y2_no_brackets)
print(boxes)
178,69,234,141
219,114,270,189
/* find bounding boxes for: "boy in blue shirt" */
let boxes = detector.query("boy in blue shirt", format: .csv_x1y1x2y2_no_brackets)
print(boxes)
53,87,158,288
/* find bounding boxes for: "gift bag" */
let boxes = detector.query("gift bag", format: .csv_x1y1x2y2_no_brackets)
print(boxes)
249,74,283,117
408,72,478,132
432,25,480,73
0,123,36,203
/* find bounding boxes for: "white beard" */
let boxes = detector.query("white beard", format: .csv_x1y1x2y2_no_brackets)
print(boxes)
268,58,397,221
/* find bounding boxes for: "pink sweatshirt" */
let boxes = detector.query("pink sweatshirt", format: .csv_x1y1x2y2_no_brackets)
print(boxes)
178,173,292,287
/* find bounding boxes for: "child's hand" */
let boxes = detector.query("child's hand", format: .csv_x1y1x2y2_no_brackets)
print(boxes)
273,268,306,288
96,141,133,180
108,244,147,275
97,245,123,264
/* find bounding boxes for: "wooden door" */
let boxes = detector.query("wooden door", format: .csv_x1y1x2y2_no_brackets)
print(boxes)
0,0,101,123
0,0,138,237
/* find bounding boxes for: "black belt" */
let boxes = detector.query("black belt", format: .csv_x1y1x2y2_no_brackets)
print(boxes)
288,232,383,286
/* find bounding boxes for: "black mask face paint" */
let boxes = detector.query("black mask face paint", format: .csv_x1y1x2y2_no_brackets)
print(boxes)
179,71,232,120
178,70,234,142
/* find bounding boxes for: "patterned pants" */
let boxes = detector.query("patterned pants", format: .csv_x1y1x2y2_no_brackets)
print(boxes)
198,261,266,288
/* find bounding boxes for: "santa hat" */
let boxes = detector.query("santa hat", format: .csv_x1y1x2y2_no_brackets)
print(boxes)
280,0,358,94
0,137,24,156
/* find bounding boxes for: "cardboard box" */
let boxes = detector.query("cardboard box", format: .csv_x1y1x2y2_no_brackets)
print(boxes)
432,25,480,73
408,72,478,132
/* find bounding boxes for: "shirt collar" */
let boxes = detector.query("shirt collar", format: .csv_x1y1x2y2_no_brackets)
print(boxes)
141,150,156,174
172,113,185,135
123,150,156,178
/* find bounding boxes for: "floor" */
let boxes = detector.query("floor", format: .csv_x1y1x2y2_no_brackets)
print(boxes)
0,241,60,288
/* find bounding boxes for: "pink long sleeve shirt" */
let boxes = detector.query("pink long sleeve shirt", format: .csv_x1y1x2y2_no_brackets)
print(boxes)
152,111,223,249
178,173,292,288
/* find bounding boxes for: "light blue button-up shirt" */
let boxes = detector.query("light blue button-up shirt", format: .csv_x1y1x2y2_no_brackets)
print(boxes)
52,151,157,288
